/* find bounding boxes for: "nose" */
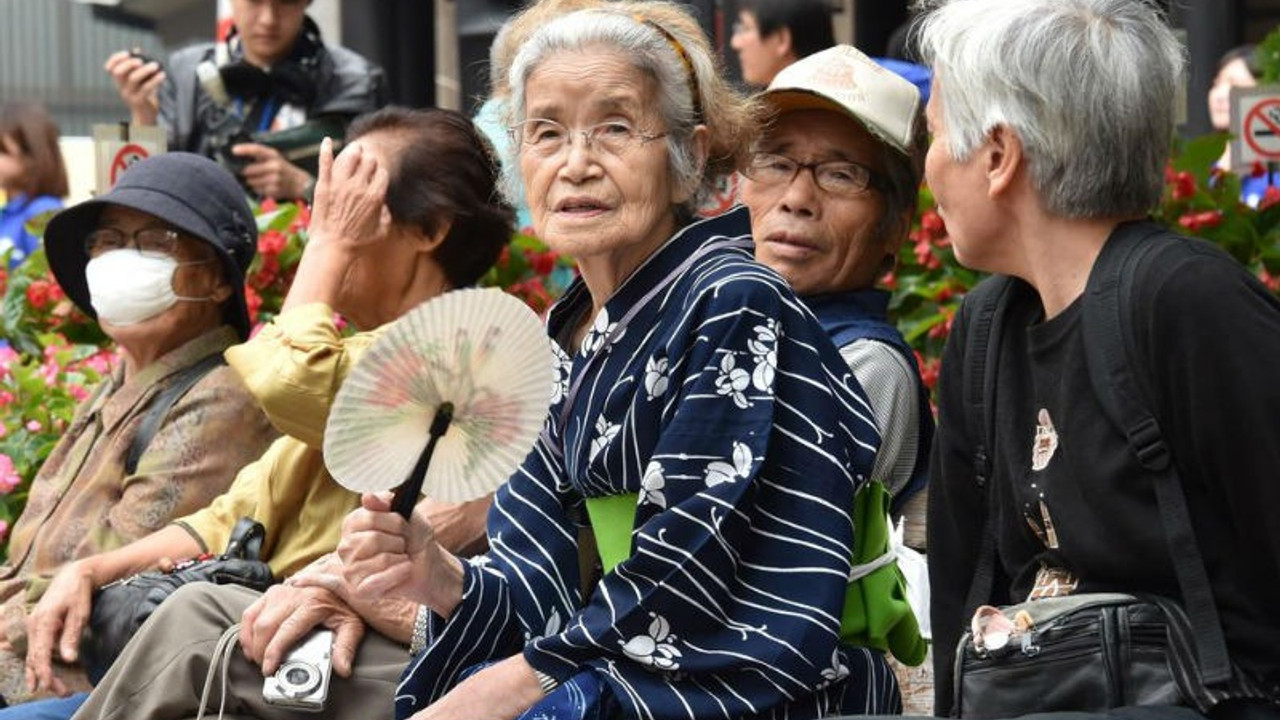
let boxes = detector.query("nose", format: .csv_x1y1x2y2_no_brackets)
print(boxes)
557,135,601,182
777,168,821,217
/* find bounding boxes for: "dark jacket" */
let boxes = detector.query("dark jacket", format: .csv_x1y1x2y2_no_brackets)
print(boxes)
156,18,385,165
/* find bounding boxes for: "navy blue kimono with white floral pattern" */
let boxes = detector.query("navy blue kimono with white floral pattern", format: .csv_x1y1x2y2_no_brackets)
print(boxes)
397,206,901,720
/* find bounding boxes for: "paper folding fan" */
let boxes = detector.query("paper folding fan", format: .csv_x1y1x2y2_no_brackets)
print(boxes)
323,287,556,516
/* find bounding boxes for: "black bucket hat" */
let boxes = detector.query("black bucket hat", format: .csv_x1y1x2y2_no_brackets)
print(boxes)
45,152,258,339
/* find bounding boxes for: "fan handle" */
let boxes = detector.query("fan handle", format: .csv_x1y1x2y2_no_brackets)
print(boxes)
391,402,455,519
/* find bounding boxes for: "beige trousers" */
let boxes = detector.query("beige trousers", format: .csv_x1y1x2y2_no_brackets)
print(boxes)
69,583,406,720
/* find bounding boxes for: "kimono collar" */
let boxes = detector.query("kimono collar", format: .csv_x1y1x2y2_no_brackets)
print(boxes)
546,206,753,349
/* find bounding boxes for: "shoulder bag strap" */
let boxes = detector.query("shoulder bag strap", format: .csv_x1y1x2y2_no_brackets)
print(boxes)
1081,222,1232,684
124,353,227,476
960,275,1018,615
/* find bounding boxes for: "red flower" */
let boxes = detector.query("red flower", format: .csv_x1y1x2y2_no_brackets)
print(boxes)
1177,210,1223,232
258,230,287,257
914,239,942,270
880,270,897,290
921,209,946,237
1260,186,1280,211
1171,171,1196,201
244,284,263,325
1258,268,1280,293
529,251,558,277
290,201,311,233
25,280,53,310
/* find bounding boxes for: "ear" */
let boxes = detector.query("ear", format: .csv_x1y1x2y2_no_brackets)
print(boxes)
209,276,234,304
418,217,453,254
773,27,795,60
984,125,1024,199
672,125,710,206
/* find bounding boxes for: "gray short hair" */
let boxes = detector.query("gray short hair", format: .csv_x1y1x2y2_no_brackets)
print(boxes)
503,3,759,213
917,0,1184,219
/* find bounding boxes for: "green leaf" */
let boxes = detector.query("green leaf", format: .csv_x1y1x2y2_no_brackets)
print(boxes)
1171,133,1229,180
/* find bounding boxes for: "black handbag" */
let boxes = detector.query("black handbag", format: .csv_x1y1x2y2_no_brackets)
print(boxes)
79,517,275,683
954,593,1231,718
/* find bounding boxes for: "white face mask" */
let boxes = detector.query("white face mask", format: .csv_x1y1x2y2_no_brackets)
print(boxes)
85,249,215,326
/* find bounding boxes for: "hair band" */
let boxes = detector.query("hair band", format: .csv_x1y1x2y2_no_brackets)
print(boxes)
635,15,705,123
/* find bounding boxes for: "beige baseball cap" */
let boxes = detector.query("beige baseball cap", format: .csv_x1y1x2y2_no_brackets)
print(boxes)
763,44,922,157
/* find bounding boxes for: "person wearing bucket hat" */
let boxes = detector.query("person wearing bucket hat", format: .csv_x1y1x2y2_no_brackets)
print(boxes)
740,44,936,712
0,152,278,707
45,152,257,342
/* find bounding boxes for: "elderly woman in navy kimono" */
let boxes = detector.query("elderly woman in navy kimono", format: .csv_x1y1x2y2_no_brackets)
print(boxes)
330,2,899,719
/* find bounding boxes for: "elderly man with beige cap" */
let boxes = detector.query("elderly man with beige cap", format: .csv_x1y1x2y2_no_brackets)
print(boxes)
742,44,931,530
740,44,936,711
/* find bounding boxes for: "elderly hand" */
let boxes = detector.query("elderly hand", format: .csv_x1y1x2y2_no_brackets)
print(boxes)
306,136,392,251
279,136,392,313
24,560,98,696
238,575,367,677
333,493,465,619
230,142,315,200
408,654,546,720
104,50,163,126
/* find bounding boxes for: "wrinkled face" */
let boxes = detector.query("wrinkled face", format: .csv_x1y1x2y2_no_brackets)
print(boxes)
730,11,791,87
518,48,682,273
1208,57,1256,132
924,80,997,271
743,109,892,296
92,205,230,339
232,0,309,67
0,134,26,192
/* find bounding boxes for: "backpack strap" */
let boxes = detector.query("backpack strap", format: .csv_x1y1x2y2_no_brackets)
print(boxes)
124,353,227,476
959,275,1020,616
1081,222,1232,685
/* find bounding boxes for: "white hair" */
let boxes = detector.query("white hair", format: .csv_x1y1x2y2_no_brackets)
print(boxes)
502,7,712,211
917,0,1185,218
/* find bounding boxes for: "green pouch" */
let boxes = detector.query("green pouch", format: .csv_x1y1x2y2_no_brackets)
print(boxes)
584,482,927,666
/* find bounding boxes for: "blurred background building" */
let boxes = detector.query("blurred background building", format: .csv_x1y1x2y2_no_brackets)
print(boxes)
1,0,1277,199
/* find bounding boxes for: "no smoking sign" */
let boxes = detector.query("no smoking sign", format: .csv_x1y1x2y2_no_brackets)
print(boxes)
109,143,151,185
1231,87,1280,167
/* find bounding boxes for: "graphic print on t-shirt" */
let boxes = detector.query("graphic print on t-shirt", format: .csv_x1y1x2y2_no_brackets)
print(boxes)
1030,407,1059,471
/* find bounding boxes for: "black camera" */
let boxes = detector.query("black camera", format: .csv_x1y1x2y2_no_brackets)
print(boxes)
128,49,163,71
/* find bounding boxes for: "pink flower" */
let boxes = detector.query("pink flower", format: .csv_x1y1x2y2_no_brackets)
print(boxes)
0,423,7,438
39,360,59,387
68,384,89,402
84,350,117,375
26,420,42,433
0,391,14,407
0,454,21,494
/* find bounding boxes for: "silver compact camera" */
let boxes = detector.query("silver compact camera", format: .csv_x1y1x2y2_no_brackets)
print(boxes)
262,628,333,712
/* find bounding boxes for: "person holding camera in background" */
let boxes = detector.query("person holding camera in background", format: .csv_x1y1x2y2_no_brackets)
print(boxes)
104,0,386,201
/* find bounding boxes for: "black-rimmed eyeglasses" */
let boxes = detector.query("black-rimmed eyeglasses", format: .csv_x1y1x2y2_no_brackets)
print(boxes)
742,152,882,197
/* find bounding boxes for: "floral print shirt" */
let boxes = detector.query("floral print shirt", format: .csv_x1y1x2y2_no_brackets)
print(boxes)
398,207,901,720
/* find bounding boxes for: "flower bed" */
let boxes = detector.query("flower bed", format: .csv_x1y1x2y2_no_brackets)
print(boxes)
1,131,1276,559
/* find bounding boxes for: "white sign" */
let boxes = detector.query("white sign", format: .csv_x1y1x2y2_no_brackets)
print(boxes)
1230,86,1280,169
93,124,167,195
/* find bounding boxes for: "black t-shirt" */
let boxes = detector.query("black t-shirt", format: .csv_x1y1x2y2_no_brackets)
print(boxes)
929,228,1280,712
